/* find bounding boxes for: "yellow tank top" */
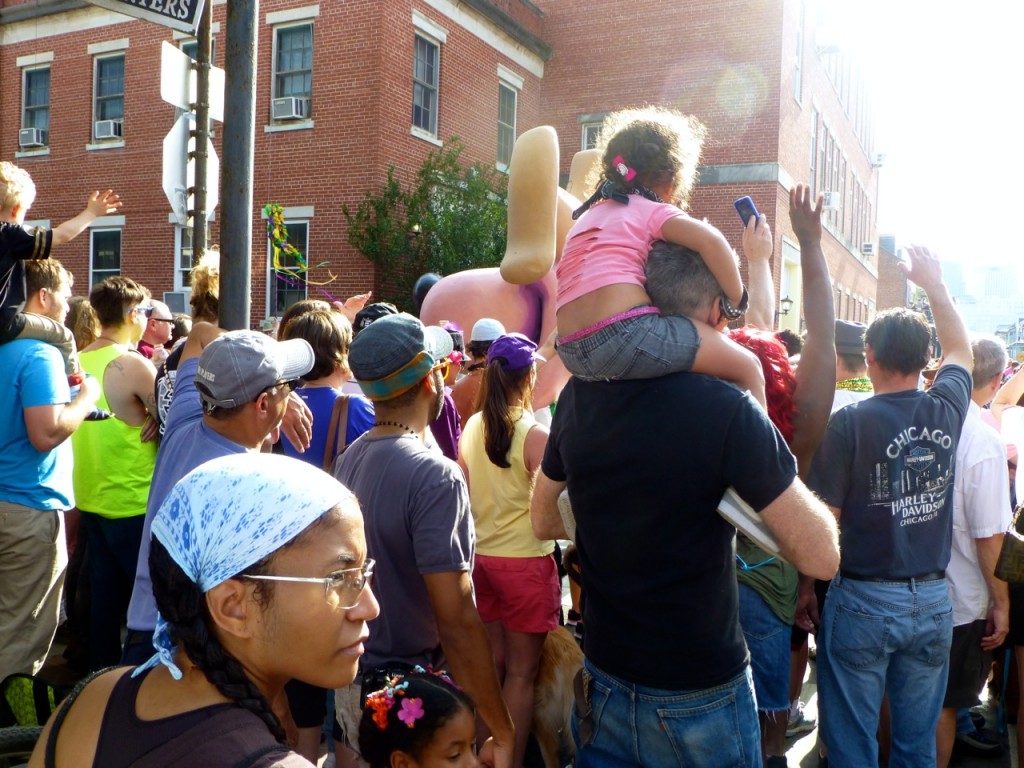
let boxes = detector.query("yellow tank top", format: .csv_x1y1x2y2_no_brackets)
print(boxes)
463,407,554,558
71,344,156,518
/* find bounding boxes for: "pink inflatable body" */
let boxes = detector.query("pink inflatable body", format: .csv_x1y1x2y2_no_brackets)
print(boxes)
418,267,569,408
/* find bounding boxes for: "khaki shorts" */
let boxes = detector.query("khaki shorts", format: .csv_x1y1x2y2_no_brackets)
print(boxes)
334,681,368,766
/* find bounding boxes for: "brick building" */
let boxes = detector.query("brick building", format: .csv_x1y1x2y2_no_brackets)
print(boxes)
1,0,883,327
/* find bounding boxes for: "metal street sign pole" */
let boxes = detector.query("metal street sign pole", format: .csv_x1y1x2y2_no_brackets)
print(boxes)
219,0,257,330
191,0,212,257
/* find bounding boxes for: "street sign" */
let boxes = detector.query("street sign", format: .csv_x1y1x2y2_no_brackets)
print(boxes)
84,0,206,34
160,41,225,122
163,113,219,225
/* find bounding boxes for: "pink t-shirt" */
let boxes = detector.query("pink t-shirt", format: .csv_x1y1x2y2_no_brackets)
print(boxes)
556,196,683,309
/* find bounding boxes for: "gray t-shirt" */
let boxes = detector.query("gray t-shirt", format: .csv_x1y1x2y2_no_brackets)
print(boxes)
334,433,474,670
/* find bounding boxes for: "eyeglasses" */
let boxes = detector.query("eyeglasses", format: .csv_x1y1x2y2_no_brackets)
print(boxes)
241,559,375,609
278,379,300,392
151,317,175,324
135,306,154,317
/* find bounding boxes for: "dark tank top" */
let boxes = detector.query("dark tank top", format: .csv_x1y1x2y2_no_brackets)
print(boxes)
92,669,237,765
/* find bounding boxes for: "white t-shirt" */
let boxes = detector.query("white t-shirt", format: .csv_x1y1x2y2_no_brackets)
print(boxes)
831,388,873,414
948,401,1011,625
1002,406,1024,503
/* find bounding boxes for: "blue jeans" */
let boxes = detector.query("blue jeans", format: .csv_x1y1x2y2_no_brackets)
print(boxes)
572,659,761,767
737,583,790,711
556,310,699,381
818,573,952,768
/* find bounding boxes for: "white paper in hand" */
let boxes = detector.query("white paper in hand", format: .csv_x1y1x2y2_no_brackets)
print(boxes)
718,487,786,561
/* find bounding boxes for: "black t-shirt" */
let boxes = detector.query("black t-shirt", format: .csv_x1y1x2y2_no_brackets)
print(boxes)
808,364,972,578
543,373,797,690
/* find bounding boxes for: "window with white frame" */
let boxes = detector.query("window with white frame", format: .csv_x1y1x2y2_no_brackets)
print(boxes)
176,225,194,290
582,122,601,151
412,35,439,136
794,2,805,102
94,54,125,136
181,38,216,63
91,229,121,286
497,83,517,168
22,67,50,135
271,220,309,316
275,24,313,108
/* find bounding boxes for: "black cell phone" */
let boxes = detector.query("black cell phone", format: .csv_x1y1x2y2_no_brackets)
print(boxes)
734,196,759,226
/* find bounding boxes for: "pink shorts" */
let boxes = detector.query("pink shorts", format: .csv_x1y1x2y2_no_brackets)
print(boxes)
473,553,561,633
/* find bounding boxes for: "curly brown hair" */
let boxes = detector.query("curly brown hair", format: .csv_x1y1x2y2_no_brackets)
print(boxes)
588,106,707,207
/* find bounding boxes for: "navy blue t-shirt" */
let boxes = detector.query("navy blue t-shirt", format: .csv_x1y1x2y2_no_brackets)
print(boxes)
808,364,972,578
543,372,797,690
1,222,52,338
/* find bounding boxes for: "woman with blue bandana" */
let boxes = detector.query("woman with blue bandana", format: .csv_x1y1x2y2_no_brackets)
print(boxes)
29,453,379,767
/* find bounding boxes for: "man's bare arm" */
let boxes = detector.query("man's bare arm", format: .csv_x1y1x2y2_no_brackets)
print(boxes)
740,214,774,331
758,479,839,580
24,378,101,452
992,365,1024,425
530,470,568,540
424,571,514,768
900,246,971,373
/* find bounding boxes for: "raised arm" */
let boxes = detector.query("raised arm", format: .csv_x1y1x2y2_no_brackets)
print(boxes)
660,215,743,305
993,364,1024,425
901,246,972,373
788,185,836,478
741,214,774,330
52,190,122,246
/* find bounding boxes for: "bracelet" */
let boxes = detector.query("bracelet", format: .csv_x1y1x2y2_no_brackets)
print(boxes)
720,287,749,321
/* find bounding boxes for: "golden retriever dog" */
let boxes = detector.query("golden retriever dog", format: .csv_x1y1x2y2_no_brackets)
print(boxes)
532,624,584,768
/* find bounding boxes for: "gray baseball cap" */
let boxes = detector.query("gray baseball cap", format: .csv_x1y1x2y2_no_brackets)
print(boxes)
196,330,314,409
349,313,453,401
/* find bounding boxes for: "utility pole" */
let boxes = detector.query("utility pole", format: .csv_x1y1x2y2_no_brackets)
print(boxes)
191,0,212,257
219,0,258,330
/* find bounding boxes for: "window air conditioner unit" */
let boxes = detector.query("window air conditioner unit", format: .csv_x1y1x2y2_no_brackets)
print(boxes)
94,120,123,139
272,97,308,121
862,242,875,256
822,191,839,210
163,291,189,315
19,127,47,148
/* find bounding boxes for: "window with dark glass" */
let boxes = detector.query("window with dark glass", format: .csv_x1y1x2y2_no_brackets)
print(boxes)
497,83,516,167
275,24,313,100
273,221,309,315
413,35,439,135
91,229,121,285
23,67,50,132
95,55,125,122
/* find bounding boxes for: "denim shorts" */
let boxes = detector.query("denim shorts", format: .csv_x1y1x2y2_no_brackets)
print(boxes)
556,310,699,381
737,583,790,711
573,659,761,767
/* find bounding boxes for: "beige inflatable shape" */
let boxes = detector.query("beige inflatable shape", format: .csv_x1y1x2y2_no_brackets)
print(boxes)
566,148,601,202
501,126,559,285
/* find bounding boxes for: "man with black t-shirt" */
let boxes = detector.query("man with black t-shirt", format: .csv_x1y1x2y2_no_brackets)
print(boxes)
531,242,839,768
808,246,973,768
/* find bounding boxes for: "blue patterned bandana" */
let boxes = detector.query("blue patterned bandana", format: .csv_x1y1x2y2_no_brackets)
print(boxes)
133,453,354,679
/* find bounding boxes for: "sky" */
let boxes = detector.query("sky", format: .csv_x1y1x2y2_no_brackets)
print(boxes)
820,0,1023,285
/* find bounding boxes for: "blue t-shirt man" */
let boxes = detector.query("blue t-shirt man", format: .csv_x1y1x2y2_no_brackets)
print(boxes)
124,356,246,661
0,339,73,508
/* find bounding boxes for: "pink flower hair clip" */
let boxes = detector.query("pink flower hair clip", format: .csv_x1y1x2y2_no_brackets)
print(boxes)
613,155,637,183
398,697,425,727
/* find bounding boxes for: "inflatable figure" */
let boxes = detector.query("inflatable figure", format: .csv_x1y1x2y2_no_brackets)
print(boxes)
418,128,600,408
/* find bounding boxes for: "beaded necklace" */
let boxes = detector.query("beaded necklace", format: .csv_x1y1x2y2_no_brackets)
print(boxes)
836,377,872,393
374,420,418,436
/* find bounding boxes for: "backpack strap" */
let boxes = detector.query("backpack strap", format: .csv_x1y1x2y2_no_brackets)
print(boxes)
322,394,351,473
44,667,115,768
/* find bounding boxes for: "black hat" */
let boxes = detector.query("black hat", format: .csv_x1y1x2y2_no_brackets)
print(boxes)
835,320,867,355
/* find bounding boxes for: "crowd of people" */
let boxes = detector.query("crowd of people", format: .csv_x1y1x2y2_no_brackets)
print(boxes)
1,103,1023,768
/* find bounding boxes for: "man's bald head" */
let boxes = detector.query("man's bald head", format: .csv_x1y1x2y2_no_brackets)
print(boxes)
143,300,174,346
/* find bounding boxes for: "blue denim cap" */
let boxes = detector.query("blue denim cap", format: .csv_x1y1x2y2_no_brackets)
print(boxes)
350,313,454,401
196,330,314,409
487,332,545,372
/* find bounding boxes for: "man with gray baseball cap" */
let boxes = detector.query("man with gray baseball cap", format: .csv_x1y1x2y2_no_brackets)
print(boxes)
123,329,314,664
333,312,515,768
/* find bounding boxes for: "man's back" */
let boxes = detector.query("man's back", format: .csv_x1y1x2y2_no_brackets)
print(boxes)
810,365,972,578
334,433,473,670
543,372,797,690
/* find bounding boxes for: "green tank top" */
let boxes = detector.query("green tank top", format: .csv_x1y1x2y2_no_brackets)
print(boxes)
71,344,156,518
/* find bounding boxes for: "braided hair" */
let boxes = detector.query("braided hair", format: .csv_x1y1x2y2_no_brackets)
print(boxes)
358,671,475,768
149,538,286,740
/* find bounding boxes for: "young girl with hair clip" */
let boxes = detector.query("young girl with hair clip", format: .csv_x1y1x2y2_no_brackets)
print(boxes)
359,669,479,768
556,105,766,406
457,333,559,768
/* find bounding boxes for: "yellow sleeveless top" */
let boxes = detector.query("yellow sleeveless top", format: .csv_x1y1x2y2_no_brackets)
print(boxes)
71,344,156,518
463,407,554,558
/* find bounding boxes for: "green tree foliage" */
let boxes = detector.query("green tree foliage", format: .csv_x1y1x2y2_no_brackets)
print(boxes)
343,138,508,308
